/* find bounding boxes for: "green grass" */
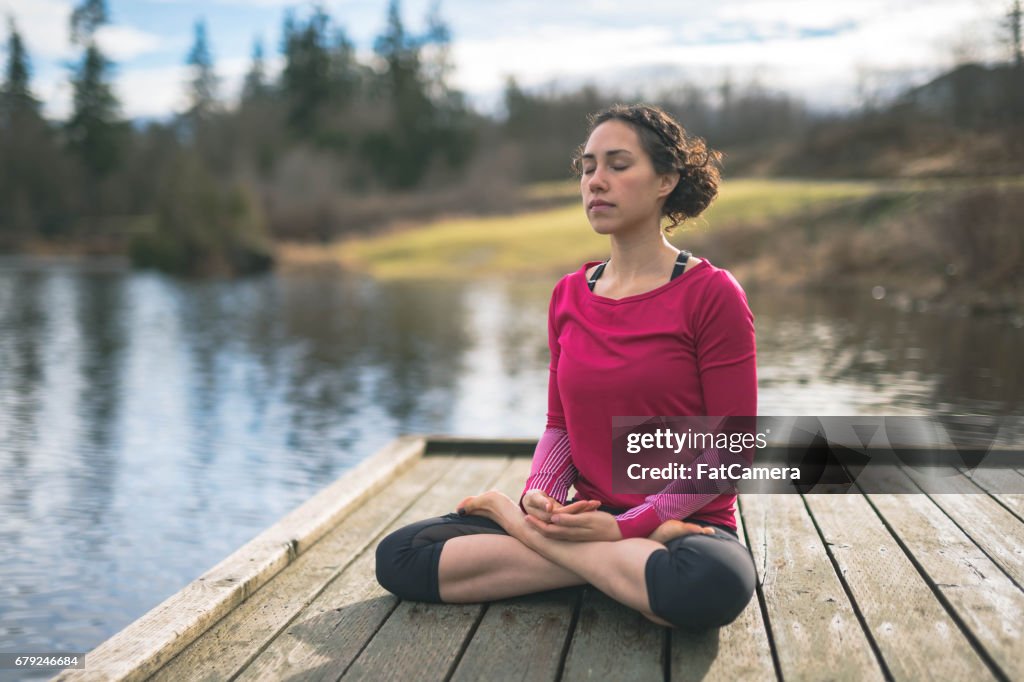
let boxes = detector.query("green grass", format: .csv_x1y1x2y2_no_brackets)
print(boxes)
704,178,881,223
300,178,927,280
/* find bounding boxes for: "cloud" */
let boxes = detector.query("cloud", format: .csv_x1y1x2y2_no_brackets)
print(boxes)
95,25,164,61
9,0,1014,119
452,25,676,93
448,0,1010,111
114,52,284,119
146,0,348,6
1,0,163,61
31,41,285,121
0,0,72,59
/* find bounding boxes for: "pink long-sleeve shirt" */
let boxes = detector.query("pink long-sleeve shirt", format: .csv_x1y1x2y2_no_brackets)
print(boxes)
521,258,758,539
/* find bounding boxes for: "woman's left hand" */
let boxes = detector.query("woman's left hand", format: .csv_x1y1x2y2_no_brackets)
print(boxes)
524,509,622,542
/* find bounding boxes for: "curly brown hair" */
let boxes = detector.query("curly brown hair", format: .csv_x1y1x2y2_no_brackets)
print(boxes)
572,103,723,230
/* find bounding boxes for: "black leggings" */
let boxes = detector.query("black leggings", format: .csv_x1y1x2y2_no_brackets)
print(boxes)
375,510,757,631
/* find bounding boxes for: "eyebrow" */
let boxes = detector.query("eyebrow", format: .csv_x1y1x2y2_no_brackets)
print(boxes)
581,149,634,161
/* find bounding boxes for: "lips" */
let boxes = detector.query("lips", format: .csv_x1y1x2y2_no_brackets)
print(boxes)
588,200,614,210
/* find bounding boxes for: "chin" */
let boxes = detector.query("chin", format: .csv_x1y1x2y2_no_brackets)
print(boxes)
587,217,622,235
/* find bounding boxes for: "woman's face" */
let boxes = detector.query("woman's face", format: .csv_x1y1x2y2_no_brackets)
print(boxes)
580,120,678,236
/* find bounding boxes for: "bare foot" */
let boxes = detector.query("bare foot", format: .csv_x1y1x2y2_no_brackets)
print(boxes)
648,519,715,544
456,489,523,533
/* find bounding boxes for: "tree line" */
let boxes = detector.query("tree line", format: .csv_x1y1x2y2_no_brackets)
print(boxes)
1,0,1020,275
0,0,479,274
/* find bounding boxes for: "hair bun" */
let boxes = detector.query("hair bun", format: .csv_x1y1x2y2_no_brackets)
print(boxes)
576,104,722,230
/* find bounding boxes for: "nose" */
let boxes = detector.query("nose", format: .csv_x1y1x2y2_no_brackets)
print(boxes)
586,165,609,193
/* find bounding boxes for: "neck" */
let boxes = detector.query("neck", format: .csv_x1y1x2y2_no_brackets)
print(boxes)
605,220,678,281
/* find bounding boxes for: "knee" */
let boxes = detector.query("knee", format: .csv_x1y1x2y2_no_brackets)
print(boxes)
374,528,408,598
648,546,756,631
374,520,446,603
659,578,755,631
674,578,754,631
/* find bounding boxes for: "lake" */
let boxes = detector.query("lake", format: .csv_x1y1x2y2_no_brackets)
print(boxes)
1,261,1021,668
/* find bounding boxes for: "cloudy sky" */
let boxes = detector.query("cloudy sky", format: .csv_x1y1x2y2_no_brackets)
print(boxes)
0,0,1011,120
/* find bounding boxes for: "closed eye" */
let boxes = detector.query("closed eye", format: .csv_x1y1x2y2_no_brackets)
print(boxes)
582,165,629,175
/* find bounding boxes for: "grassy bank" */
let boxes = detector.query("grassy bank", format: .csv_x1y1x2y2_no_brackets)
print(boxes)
279,178,884,279
279,176,1024,318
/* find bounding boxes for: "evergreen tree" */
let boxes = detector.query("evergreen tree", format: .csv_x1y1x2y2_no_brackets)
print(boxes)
70,0,108,45
1,18,66,242
280,7,333,131
374,0,426,119
242,36,267,102
370,0,435,187
328,26,359,103
502,76,531,137
66,0,122,177
186,19,219,119
420,1,473,168
367,0,471,186
1,16,38,119
67,43,121,175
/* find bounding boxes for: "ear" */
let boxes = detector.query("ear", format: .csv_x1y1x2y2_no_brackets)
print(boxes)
657,170,680,200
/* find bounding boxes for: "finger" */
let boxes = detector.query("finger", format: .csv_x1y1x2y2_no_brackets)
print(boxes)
525,493,557,514
554,500,601,515
554,501,591,515
550,512,592,527
525,514,557,535
526,514,578,540
524,497,552,519
525,507,553,523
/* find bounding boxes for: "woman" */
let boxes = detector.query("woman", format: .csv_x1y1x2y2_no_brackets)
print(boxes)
376,104,757,630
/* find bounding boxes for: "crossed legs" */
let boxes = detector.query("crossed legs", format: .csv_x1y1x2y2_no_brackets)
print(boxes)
376,490,752,630
437,490,705,625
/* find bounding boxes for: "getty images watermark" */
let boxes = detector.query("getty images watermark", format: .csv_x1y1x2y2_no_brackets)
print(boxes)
611,416,1024,496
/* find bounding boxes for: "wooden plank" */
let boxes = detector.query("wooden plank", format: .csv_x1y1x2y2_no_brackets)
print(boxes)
340,456,520,681
741,494,884,681
961,468,1024,523
342,600,482,681
151,455,455,682
899,468,1024,589
53,436,427,682
670,499,777,682
803,492,994,680
451,589,579,682
866,486,1024,679
238,456,513,681
450,459,580,682
560,588,664,682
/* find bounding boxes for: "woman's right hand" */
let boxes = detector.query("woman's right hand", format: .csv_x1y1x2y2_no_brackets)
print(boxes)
522,489,600,523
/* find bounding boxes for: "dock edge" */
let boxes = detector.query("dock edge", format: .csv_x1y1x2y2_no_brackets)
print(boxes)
53,435,427,682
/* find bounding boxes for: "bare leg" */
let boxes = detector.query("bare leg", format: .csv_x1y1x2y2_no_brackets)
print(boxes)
438,533,586,602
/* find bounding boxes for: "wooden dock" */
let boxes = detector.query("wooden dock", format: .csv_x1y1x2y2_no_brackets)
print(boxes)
55,436,1024,681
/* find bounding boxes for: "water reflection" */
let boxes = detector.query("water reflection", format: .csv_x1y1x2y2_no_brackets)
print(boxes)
0,264,1021,664
750,288,1023,415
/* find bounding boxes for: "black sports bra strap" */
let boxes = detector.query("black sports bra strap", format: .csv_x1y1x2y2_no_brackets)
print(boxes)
587,261,607,291
670,250,691,280
588,250,691,291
